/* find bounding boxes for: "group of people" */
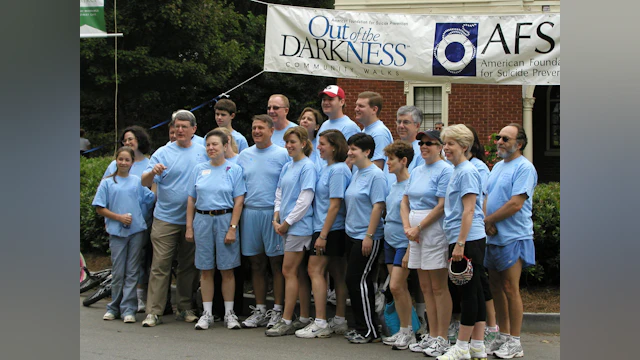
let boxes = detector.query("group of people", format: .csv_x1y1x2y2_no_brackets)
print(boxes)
90,85,538,360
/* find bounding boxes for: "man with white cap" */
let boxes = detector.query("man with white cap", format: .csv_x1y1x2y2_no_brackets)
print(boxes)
317,85,360,143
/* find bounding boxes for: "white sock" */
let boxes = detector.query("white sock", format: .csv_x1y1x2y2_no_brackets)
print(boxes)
500,332,510,340
299,316,310,324
415,303,426,319
511,336,521,344
203,302,213,315
283,318,292,325
315,318,328,328
137,288,145,300
400,326,411,334
332,315,345,325
273,304,283,312
471,340,484,348
456,340,469,350
224,301,234,315
487,325,499,332
256,304,267,313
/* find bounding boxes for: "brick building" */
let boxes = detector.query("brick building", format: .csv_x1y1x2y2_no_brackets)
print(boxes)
335,0,560,183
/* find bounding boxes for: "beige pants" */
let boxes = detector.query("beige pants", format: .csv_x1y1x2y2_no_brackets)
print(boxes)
146,218,200,316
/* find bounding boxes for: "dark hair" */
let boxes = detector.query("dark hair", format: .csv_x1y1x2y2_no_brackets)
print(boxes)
357,91,383,116
80,129,85,137
507,123,528,151
298,107,325,130
284,126,313,157
384,140,414,168
347,133,375,159
252,114,274,129
464,124,486,163
318,129,348,163
205,128,229,146
120,125,151,154
214,99,237,115
105,146,135,183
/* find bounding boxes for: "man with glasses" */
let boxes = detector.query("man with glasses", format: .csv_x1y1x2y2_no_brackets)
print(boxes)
434,121,444,132
268,94,297,148
395,105,425,174
140,109,208,327
483,123,538,359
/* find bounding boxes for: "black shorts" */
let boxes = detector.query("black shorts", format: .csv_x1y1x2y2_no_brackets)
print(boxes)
309,230,347,257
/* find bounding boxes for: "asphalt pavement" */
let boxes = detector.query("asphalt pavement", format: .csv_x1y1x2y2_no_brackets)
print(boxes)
80,297,560,360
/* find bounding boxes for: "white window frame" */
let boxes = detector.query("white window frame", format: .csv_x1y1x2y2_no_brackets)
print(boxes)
404,81,450,131
545,85,560,157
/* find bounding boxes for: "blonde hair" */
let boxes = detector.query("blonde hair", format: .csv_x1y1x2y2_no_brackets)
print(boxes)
284,126,313,157
441,124,474,157
215,127,238,154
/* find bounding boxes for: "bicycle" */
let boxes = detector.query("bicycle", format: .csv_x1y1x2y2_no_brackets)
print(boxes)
80,266,112,294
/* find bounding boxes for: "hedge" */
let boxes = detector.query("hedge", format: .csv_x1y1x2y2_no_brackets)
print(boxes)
80,156,560,286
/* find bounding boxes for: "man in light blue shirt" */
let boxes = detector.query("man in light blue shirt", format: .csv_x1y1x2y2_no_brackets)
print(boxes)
355,91,393,185
214,99,249,152
268,94,297,147
395,105,425,174
482,124,538,358
317,85,361,142
140,109,208,327
236,114,291,329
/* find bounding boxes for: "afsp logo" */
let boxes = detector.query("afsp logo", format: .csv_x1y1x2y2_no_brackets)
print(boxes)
433,23,478,76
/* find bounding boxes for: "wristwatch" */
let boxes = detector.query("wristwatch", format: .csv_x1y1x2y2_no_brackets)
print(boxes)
365,233,374,239
456,241,465,247
230,224,237,229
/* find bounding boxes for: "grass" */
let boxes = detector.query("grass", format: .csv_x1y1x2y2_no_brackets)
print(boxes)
83,253,560,313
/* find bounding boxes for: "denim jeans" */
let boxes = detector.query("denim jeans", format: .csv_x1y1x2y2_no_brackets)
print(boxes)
107,231,145,316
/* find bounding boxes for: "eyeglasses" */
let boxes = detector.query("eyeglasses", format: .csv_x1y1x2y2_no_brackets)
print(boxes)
494,135,519,142
267,106,286,111
418,141,440,147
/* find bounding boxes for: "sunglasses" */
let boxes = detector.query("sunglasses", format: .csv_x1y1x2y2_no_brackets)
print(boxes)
494,135,519,142
418,141,440,147
267,105,286,111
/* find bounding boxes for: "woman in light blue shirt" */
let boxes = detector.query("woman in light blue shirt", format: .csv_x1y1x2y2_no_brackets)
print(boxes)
297,107,325,173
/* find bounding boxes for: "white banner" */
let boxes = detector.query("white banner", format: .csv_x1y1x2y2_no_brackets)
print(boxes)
264,5,560,85
80,0,106,37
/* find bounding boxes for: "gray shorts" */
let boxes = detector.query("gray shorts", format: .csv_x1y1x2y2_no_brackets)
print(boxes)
283,234,312,252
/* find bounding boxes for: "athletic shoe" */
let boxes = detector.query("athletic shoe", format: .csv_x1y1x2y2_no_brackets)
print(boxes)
383,331,404,346
327,289,337,305
292,317,312,330
391,332,416,350
448,320,460,344
348,332,378,344
242,306,268,328
435,343,471,360
224,312,242,330
483,328,499,352
137,298,146,313
493,338,524,359
343,329,358,340
469,344,487,360
176,309,199,323
195,312,212,330
410,333,437,353
416,317,428,337
328,317,349,335
266,309,282,329
142,314,162,327
486,334,508,355
123,314,136,323
103,312,116,321
265,319,296,337
425,336,452,357
295,322,333,338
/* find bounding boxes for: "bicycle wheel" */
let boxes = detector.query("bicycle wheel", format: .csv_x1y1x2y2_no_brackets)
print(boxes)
80,268,111,293
80,253,87,282
82,284,112,307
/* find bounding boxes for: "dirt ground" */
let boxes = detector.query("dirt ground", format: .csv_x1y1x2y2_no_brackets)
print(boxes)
82,253,560,313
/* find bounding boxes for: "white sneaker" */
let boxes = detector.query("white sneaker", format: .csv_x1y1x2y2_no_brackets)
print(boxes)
425,336,451,357
224,312,241,330
409,333,437,353
326,289,337,305
295,321,332,338
493,338,523,359
265,309,282,329
123,315,136,323
103,312,116,321
470,343,487,359
137,298,146,313
383,331,403,346
436,343,471,360
195,312,212,330
242,306,268,328
391,332,416,350
448,320,460,344
328,317,348,335
142,314,162,327
486,333,508,355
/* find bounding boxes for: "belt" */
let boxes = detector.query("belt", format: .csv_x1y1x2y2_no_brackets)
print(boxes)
196,208,233,216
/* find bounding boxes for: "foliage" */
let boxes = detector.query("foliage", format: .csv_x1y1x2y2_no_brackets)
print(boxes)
483,133,499,169
80,156,114,253
522,182,560,286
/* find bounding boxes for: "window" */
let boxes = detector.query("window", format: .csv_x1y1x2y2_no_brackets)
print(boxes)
405,82,450,131
546,86,560,155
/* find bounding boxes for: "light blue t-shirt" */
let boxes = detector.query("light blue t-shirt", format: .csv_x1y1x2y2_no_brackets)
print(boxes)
227,154,239,164
313,162,352,233
92,175,156,237
470,157,490,193
385,179,410,248
271,121,297,148
232,130,249,153
145,142,208,225
103,158,150,179
408,140,426,174
192,134,206,147
277,157,317,236
188,160,246,210
317,115,361,142
309,137,325,173
485,156,538,246
237,144,290,208
443,160,486,244
345,164,388,240
406,160,453,211
362,120,394,188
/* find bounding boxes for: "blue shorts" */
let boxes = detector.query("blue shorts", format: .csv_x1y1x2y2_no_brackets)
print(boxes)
484,239,535,273
384,241,407,267
193,213,240,271
240,207,284,257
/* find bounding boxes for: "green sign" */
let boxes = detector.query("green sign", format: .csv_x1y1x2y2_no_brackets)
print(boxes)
80,0,106,34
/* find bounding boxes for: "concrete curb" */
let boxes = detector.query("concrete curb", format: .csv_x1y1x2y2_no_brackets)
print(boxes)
171,285,560,334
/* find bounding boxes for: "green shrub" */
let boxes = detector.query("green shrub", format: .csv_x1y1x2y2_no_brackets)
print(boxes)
80,156,114,253
523,181,560,286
